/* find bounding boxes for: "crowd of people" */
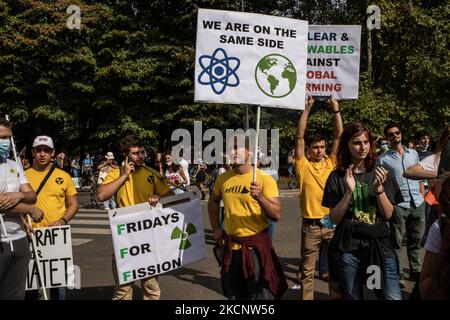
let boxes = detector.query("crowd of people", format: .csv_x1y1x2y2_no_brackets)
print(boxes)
0,101,449,300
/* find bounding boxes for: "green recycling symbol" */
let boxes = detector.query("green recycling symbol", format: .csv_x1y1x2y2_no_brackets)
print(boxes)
171,223,197,250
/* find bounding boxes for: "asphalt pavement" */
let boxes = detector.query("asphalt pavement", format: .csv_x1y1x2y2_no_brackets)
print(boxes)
64,188,418,300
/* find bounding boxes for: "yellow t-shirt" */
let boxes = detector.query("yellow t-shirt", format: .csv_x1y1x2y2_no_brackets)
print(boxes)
295,154,337,219
213,168,279,242
102,165,171,207
26,167,77,228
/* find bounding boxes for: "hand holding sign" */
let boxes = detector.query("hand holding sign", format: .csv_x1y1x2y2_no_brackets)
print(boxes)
327,97,339,112
148,194,160,207
305,95,314,112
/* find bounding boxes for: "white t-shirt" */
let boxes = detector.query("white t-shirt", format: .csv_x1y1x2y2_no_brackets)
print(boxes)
0,160,29,242
179,159,189,185
419,154,439,172
424,220,442,254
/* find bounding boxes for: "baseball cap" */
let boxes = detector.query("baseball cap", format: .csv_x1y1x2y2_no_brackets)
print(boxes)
32,136,54,149
105,151,114,159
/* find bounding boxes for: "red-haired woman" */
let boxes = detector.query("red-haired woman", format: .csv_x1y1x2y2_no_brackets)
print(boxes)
322,122,402,300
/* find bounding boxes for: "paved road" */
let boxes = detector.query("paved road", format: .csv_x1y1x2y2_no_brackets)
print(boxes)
65,191,418,300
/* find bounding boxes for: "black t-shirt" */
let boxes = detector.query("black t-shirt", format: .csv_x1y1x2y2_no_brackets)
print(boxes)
322,167,403,253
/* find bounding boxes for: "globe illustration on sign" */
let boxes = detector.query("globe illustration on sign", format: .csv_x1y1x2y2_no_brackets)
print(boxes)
255,54,297,98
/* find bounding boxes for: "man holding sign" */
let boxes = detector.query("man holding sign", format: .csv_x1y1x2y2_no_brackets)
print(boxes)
208,134,287,300
25,135,79,300
97,135,173,300
295,96,343,300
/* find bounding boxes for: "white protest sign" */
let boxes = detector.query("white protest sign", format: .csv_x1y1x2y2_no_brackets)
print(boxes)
26,225,74,290
195,8,308,110
109,197,205,285
306,25,361,99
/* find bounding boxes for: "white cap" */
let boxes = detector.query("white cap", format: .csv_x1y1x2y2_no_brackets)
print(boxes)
32,136,54,149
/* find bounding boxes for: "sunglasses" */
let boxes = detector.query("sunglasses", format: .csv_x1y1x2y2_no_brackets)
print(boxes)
388,131,401,138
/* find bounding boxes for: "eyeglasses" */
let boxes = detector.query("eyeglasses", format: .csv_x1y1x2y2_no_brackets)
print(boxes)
388,131,401,138
130,150,146,156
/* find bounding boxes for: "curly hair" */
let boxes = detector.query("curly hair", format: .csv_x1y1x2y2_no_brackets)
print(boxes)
119,135,144,155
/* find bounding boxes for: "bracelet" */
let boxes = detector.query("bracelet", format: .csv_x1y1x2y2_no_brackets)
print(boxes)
375,188,385,196
333,109,340,114
60,217,68,225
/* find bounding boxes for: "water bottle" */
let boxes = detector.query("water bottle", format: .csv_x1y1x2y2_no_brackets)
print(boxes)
320,214,336,229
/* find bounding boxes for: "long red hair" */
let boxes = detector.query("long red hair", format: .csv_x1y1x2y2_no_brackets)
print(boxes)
337,122,377,172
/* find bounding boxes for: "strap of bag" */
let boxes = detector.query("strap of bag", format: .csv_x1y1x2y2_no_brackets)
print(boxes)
36,164,57,196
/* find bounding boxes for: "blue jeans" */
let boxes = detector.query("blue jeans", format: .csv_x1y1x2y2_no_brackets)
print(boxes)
268,220,276,241
287,164,294,177
335,251,401,300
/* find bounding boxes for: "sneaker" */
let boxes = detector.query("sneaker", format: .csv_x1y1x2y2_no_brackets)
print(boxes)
320,273,329,282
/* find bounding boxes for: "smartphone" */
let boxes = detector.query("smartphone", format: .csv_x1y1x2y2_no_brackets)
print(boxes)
311,95,329,101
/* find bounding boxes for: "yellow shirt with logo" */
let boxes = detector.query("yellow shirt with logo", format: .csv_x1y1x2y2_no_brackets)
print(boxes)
213,169,279,243
295,153,337,219
26,167,77,228
102,165,171,207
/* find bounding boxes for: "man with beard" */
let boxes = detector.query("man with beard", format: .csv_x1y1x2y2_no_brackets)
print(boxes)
379,123,425,288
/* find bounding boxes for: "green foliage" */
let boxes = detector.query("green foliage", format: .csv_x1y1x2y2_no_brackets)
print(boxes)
0,0,448,162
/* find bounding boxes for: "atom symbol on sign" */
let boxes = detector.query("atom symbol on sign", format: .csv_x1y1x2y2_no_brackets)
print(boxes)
198,48,240,95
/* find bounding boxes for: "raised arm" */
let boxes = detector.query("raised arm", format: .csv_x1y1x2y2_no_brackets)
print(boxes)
295,96,314,160
329,98,343,155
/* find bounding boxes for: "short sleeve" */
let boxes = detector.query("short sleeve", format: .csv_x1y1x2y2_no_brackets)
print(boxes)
213,173,225,198
419,154,437,171
326,153,337,167
102,168,120,185
262,174,279,199
424,221,442,254
154,176,171,196
16,163,29,185
322,170,342,208
294,156,308,179
65,173,78,197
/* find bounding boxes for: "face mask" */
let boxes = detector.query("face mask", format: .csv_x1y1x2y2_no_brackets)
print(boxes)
0,138,11,156
165,161,172,166
380,144,389,152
